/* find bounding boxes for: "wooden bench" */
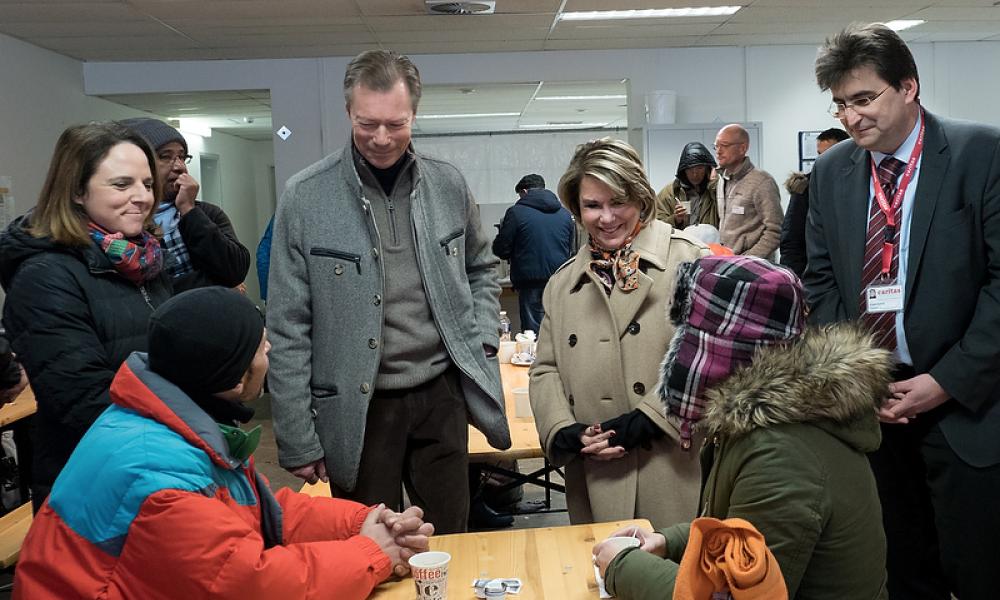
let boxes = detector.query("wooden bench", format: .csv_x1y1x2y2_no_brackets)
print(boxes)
0,502,32,568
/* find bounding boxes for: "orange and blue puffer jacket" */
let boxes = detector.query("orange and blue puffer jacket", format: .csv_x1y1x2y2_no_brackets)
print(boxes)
14,353,392,599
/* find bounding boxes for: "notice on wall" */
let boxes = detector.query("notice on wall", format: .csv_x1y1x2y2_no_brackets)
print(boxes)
0,177,13,230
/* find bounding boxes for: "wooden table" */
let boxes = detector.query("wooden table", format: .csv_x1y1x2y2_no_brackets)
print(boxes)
369,519,651,599
0,386,36,428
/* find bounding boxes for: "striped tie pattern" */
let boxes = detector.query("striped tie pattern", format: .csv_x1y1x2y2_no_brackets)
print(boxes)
860,156,906,349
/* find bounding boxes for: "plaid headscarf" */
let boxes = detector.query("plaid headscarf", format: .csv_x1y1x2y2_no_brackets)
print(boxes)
657,255,805,449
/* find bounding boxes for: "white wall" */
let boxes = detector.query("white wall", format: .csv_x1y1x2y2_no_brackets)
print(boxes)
0,34,152,217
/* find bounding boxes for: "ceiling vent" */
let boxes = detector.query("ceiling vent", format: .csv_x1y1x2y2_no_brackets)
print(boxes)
425,1,496,15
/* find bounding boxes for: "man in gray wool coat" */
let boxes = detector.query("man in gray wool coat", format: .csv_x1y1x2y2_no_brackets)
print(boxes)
266,49,511,534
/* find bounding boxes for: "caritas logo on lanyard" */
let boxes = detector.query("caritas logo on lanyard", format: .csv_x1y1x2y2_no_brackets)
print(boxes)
864,113,925,315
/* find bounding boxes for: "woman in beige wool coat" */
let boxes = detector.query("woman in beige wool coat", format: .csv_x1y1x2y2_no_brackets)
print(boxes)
529,138,708,528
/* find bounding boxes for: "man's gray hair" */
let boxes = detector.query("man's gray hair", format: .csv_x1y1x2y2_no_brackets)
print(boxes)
343,50,422,112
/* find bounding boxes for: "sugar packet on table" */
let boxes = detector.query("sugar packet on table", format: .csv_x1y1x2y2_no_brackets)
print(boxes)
472,578,522,596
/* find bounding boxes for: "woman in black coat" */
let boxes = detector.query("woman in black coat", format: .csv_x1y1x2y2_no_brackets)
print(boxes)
0,122,172,511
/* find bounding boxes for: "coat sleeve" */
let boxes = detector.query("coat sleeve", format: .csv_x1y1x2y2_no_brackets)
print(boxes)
655,183,681,226
603,522,691,599
528,279,581,466
256,216,274,301
267,185,325,469
779,190,809,277
929,136,1000,412
273,487,371,544
127,489,391,600
743,175,783,258
461,183,502,348
4,260,116,434
803,167,850,325
178,202,251,288
491,207,516,260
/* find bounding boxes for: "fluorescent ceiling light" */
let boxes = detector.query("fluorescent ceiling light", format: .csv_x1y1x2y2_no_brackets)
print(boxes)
178,118,212,138
560,6,741,21
520,122,610,129
418,112,520,119
886,20,924,32
535,95,626,101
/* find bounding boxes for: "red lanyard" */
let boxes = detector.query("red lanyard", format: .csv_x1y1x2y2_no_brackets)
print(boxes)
869,114,925,277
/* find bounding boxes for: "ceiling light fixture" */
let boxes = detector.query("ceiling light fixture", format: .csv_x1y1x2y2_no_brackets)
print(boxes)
559,6,741,21
520,122,610,129
885,20,925,31
535,94,626,101
418,112,521,119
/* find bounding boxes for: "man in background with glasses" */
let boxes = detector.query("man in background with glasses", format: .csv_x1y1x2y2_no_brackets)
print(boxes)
713,123,783,258
122,118,250,292
806,22,1000,600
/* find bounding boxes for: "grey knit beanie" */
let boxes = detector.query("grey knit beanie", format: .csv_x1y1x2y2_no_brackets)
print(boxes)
119,117,187,153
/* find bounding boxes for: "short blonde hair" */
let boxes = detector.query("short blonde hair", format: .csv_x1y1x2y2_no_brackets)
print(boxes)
30,122,160,246
557,138,656,225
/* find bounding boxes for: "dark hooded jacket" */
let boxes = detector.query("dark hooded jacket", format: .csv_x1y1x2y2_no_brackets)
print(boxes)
780,171,810,276
606,325,890,600
0,214,172,491
492,188,575,289
655,142,719,228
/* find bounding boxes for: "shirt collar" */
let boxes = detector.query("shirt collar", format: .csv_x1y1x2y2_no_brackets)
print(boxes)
872,111,922,165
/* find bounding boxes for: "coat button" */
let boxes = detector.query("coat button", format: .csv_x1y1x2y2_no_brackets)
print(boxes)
627,321,641,335
334,264,344,275
633,382,645,395
568,334,577,347
568,394,574,406
372,248,379,259
372,294,381,306
360,383,370,394
368,338,378,349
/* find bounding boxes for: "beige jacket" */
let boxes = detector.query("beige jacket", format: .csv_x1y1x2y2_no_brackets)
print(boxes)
716,159,783,258
529,220,708,528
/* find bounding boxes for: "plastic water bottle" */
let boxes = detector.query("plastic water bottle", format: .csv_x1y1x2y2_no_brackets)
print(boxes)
499,311,512,341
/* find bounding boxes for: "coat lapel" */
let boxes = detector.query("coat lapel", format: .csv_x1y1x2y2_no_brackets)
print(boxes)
609,225,666,337
840,145,872,302
904,112,948,310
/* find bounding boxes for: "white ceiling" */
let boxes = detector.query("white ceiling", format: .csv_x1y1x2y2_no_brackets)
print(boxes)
17,0,1000,139
3,0,1000,63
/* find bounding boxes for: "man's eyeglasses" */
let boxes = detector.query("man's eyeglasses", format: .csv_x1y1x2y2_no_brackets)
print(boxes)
157,152,193,165
829,86,891,118
713,141,743,151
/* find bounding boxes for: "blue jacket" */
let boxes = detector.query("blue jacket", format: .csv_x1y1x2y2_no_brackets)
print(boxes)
492,188,575,289
256,215,274,301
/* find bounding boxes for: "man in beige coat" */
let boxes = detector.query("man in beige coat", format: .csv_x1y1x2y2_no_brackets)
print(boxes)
714,124,783,258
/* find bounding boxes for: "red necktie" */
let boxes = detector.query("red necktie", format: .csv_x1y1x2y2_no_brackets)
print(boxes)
860,156,906,350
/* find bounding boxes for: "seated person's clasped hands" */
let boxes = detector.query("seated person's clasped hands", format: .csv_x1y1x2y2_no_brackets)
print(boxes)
366,504,435,577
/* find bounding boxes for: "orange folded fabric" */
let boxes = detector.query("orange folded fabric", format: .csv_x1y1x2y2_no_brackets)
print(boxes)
673,517,787,600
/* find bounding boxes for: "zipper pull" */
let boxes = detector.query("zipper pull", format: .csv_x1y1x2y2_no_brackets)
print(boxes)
139,285,153,310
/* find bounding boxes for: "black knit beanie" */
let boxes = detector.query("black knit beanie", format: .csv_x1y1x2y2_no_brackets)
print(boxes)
148,287,264,396
120,117,187,153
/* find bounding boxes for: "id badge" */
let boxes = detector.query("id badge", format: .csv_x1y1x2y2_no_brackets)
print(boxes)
865,281,903,313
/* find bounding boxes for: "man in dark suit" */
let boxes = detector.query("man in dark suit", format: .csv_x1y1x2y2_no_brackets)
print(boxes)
806,23,1000,600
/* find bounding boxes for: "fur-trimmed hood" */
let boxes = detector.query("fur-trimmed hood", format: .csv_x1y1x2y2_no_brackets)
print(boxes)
702,324,892,452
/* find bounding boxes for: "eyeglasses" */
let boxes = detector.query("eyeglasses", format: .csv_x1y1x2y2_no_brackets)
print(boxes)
713,141,743,151
157,152,193,165
829,86,891,118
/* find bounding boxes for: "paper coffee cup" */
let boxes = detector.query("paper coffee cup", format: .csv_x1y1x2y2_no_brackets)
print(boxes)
497,340,516,364
409,551,451,600
602,536,640,555
513,387,531,418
